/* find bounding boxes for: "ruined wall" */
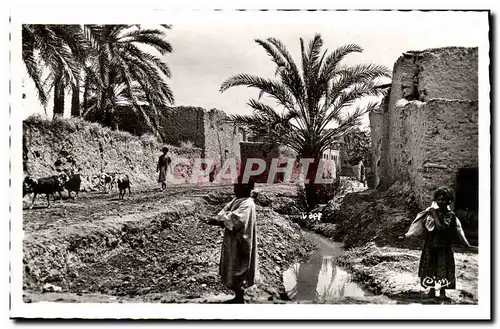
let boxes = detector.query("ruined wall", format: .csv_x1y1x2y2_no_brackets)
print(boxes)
370,47,478,209
159,106,244,174
416,47,478,101
402,100,428,205
414,99,478,207
204,108,244,171
159,106,206,149
23,116,203,186
369,100,385,188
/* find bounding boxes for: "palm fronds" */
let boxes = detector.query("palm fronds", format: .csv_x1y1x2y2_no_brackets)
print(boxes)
220,34,391,158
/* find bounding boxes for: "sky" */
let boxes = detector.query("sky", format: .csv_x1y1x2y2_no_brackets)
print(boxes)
20,11,489,129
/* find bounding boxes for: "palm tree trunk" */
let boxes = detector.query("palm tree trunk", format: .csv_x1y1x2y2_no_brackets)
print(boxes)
70,77,81,117
52,71,65,119
82,82,89,114
303,151,322,208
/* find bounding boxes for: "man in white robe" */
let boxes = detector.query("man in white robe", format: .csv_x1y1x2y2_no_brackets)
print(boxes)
209,179,258,303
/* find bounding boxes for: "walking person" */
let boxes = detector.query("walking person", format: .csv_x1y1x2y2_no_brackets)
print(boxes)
405,186,471,301
157,147,171,191
206,177,259,303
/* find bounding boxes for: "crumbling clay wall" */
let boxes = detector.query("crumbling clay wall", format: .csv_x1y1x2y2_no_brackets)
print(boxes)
413,99,478,207
159,107,244,173
159,106,206,149
370,47,478,209
23,116,202,186
369,93,390,189
204,108,244,172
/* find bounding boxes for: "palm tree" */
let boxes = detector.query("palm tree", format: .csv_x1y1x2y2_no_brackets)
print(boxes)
22,24,86,118
82,25,174,134
220,34,391,206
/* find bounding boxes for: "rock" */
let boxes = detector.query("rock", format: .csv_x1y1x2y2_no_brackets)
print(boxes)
42,283,62,293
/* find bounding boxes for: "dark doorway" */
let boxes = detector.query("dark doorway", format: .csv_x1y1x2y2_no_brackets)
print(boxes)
454,168,479,247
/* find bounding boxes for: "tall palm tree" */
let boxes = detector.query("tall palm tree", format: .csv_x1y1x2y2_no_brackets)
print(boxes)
220,34,391,206
82,25,174,134
22,24,86,118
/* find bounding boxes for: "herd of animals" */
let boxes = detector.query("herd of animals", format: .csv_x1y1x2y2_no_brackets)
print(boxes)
22,172,132,209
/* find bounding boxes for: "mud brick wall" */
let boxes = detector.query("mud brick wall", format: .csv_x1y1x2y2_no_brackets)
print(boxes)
368,94,389,189
23,117,202,186
370,46,478,209
416,47,478,101
159,106,206,149
204,108,244,171
159,106,244,174
414,99,478,207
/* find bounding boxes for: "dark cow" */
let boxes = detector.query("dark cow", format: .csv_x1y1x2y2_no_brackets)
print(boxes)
23,177,33,197
113,174,131,199
24,174,67,209
63,173,82,199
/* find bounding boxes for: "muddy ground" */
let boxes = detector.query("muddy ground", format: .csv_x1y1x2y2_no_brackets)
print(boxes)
22,183,317,303
337,242,478,305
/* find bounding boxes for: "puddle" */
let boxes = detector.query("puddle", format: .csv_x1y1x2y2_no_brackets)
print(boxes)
283,231,367,302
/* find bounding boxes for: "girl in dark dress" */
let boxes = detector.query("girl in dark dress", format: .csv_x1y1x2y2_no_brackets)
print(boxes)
417,186,470,300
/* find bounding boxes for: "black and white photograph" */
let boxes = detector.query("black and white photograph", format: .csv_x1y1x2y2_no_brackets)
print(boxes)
6,3,492,321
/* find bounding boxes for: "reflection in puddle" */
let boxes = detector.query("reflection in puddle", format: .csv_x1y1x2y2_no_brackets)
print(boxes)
283,233,366,302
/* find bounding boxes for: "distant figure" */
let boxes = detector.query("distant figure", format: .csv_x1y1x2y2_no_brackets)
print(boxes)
405,186,471,300
209,165,217,183
207,177,259,303
157,147,172,191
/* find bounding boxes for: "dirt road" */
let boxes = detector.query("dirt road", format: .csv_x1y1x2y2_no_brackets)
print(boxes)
22,182,316,303
23,183,235,233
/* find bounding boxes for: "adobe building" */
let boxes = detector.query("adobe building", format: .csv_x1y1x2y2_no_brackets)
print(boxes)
160,106,246,170
369,47,478,241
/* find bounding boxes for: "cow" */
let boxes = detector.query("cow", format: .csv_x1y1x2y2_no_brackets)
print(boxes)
82,175,102,192
112,174,131,199
23,174,68,209
63,173,82,199
100,173,116,193
23,177,33,197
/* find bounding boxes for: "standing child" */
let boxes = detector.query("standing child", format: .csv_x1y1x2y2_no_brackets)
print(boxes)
406,186,471,300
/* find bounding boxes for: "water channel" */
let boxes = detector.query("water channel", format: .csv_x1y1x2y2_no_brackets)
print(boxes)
282,231,368,302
